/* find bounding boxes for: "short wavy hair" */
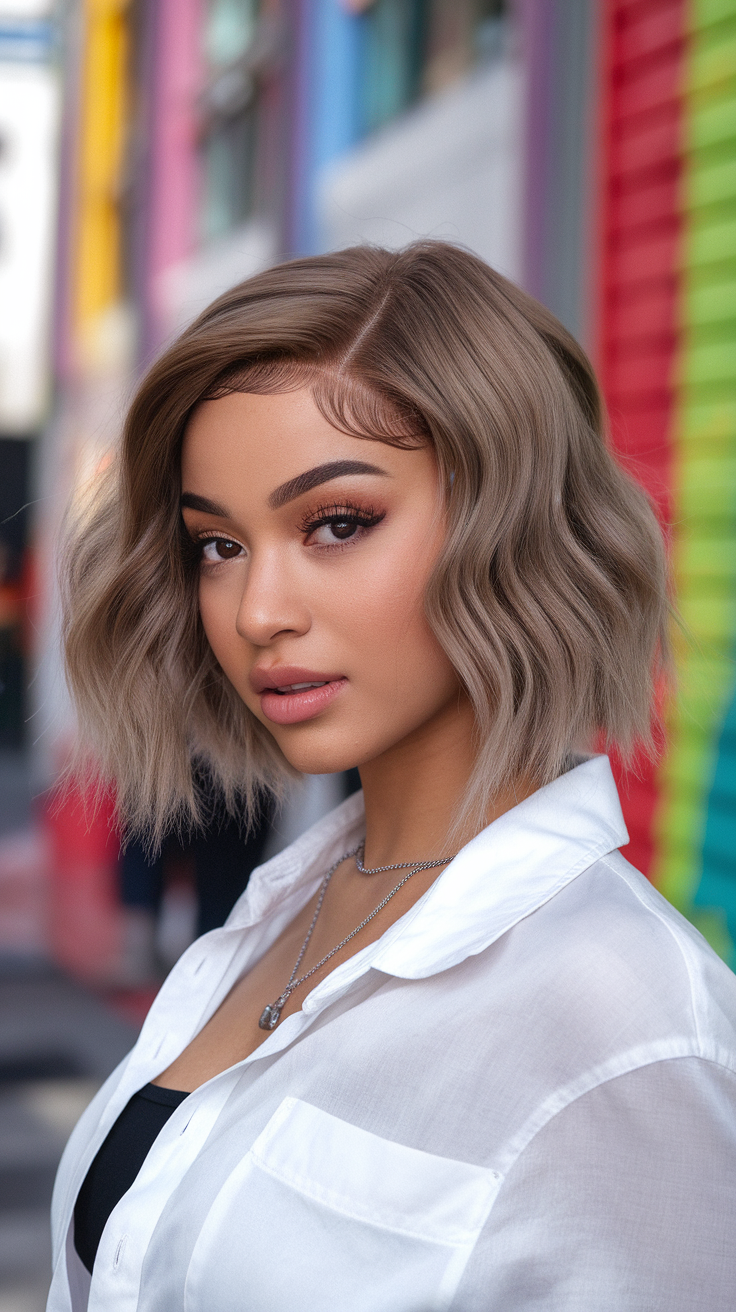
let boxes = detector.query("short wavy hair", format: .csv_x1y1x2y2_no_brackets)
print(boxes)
62,241,668,844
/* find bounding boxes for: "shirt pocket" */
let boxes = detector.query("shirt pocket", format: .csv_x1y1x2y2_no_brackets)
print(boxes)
184,1096,502,1312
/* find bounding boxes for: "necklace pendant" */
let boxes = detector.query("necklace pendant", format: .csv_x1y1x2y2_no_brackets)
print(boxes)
258,1000,284,1031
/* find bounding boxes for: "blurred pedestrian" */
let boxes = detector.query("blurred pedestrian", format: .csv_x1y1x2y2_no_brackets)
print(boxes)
0,542,24,748
117,783,275,984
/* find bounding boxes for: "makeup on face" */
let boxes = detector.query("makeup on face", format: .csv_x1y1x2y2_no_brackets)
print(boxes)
180,388,458,777
250,666,348,725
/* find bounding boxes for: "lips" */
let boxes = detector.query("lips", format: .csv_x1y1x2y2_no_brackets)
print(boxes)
269,679,329,694
250,666,348,725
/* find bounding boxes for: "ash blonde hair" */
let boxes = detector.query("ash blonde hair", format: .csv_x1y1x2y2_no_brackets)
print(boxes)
62,241,668,844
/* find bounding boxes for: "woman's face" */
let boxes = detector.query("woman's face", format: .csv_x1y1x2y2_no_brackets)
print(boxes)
180,388,462,775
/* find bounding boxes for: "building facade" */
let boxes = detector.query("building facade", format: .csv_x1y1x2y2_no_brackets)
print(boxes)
598,0,736,963
0,1,59,752
36,0,736,975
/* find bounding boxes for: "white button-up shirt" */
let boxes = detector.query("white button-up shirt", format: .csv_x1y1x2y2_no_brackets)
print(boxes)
48,756,736,1311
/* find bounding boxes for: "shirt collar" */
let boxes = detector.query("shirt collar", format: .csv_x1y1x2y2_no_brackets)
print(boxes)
228,754,627,982
372,753,627,978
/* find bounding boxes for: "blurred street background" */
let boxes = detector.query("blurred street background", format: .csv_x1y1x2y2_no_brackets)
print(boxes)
0,0,734,1305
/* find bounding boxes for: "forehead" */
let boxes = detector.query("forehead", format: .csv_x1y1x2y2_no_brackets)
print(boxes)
181,388,429,500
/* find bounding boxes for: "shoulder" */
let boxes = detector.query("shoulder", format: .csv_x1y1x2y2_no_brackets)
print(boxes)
595,850,736,1063
488,849,736,1078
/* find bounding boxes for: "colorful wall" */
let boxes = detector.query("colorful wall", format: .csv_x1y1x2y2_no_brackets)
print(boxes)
39,0,134,982
599,0,736,966
39,0,735,979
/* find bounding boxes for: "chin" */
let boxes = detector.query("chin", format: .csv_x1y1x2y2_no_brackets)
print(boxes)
267,724,371,778
277,744,362,776
261,729,348,776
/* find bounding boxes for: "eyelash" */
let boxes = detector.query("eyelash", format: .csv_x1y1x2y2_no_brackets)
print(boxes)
188,500,385,565
298,500,385,543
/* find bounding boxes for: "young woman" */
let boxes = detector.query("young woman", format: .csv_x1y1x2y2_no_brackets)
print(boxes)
50,243,736,1311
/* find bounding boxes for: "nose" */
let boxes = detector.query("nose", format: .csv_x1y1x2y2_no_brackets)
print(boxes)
234,548,311,647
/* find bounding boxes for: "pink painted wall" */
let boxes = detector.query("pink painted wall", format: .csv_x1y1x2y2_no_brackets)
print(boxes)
146,0,203,354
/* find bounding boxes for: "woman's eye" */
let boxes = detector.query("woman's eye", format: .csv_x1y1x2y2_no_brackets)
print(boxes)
200,538,243,562
304,508,384,547
312,518,359,544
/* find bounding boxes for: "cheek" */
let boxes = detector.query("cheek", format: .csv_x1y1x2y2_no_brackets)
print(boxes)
334,532,421,629
197,577,240,666
335,531,452,696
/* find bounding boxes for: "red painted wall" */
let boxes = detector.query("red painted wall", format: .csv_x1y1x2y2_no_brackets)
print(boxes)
597,0,687,875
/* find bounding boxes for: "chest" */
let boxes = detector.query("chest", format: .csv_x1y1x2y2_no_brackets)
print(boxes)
86,980,512,1312
157,867,441,1086
62,935,578,1312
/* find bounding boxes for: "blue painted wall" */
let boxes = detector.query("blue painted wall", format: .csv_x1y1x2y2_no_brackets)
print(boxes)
290,0,363,254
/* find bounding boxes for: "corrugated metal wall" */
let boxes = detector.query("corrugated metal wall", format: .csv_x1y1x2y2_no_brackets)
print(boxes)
598,0,685,877
660,0,736,960
599,0,736,965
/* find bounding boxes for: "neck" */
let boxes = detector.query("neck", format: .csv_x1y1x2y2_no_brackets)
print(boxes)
358,694,533,867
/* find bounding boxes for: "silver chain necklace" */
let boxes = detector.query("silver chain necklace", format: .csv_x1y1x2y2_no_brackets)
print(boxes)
258,843,456,1031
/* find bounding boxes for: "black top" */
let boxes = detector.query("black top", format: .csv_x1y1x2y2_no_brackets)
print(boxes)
73,1082,189,1275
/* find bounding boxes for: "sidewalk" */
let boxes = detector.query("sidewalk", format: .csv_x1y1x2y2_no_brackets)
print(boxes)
0,753,153,1306
0,959,137,1310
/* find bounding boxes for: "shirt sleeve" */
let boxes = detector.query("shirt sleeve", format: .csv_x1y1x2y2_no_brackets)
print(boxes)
456,1056,736,1312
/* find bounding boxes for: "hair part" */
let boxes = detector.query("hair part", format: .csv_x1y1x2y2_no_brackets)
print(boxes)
61,241,670,846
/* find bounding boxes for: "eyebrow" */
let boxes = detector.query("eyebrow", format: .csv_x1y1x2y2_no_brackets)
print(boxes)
180,460,388,520
268,460,388,509
180,492,229,516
